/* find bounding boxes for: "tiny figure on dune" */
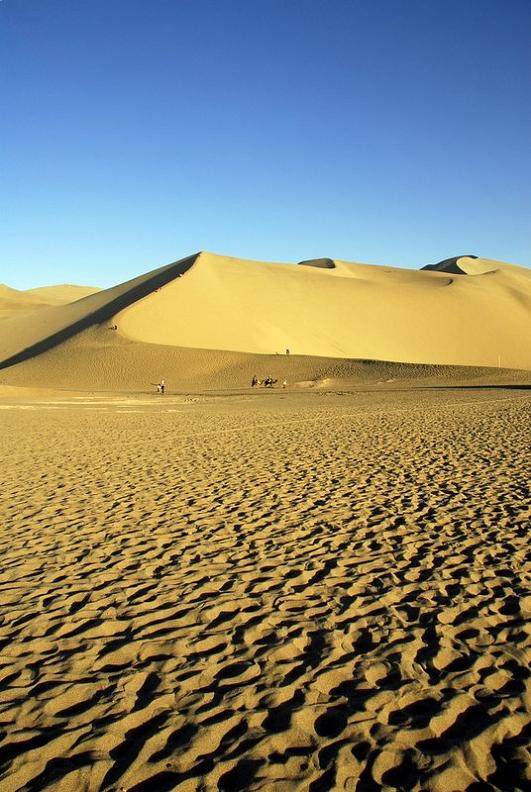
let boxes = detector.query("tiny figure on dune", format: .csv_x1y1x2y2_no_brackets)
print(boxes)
152,380,165,394
264,376,278,388
286,348,290,355
251,375,258,387
282,380,287,388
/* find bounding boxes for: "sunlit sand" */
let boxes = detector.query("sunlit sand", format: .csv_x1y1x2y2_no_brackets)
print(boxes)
0,253,529,790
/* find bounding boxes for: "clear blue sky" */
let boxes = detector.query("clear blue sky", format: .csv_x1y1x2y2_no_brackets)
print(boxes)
2,0,530,288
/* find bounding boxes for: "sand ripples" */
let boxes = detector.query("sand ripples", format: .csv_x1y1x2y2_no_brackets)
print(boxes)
0,390,529,791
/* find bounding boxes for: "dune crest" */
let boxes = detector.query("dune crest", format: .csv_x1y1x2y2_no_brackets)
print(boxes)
115,251,530,369
298,257,336,269
1,251,530,376
0,254,198,370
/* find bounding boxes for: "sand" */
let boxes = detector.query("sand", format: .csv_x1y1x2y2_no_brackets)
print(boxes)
0,386,530,791
2,321,531,395
0,283,99,320
1,252,530,790
1,253,530,372
93,253,531,369
0,256,196,369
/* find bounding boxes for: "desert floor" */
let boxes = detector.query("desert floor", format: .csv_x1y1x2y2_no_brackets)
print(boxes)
0,386,529,791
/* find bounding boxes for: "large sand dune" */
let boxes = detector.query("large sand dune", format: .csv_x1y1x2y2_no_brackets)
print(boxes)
116,253,531,369
1,253,530,383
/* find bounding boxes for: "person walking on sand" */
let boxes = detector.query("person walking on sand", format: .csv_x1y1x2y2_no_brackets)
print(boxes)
160,379,165,394
251,375,258,387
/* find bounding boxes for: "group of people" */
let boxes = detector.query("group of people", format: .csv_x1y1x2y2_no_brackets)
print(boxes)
251,375,287,388
152,376,291,394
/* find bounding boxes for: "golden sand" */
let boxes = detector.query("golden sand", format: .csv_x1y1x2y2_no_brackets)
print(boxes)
117,253,531,368
2,253,530,371
0,252,529,789
1,387,529,791
0,283,99,320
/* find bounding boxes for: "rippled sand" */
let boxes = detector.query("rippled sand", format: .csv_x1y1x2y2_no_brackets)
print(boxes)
1,388,529,791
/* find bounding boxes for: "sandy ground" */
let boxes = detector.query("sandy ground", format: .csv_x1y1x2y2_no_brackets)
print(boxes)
2,323,530,396
1,387,530,791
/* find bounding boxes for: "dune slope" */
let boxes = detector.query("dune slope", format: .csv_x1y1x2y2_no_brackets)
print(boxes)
1,323,529,393
0,254,198,369
116,252,531,369
25,283,101,304
1,252,530,379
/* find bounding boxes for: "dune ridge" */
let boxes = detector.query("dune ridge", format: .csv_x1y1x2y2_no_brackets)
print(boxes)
1,252,530,380
0,254,198,371
421,255,478,275
116,252,531,370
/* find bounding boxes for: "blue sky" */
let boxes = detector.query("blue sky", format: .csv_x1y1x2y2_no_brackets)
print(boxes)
2,0,530,288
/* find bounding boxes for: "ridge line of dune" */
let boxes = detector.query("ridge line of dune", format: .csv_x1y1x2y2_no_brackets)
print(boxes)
0,253,200,371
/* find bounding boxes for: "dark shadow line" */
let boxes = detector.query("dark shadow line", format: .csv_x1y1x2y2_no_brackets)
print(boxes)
0,252,200,371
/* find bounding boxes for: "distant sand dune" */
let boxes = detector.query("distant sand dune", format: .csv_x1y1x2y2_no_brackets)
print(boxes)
0,282,99,319
25,283,100,304
1,252,530,387
421,254,479,274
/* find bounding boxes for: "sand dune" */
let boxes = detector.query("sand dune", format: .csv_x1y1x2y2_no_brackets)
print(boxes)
0,254,197,370
1,322,530,394
25,283,101,304
0,284,56,319
421,254,530,277
0,283,100,319
1,252,530,381
116,252,530,369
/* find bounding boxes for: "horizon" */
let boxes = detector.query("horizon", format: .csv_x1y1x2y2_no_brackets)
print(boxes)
2,0,530,289
1,249,529,292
